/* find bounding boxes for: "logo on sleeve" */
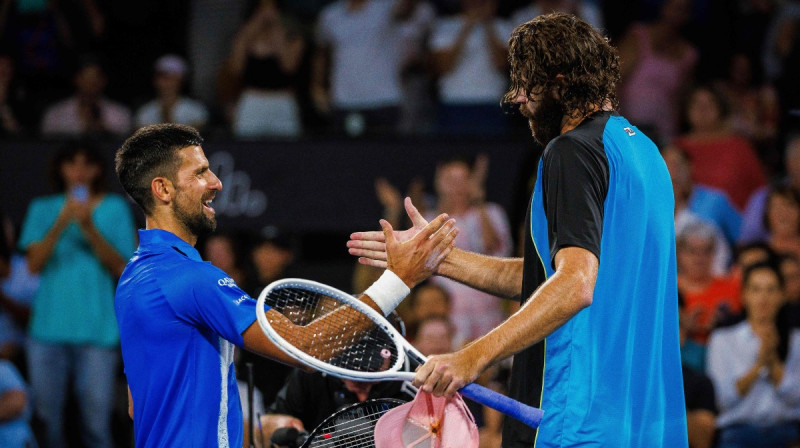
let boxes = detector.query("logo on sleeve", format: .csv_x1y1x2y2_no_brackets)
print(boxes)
623,127,636,136
218,277,237,287
233,295,247,305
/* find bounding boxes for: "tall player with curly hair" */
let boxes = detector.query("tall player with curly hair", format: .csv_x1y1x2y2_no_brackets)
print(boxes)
349,13,688,447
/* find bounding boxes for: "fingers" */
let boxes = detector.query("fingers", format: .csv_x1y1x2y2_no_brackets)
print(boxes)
380,219,397,246
416,213,450,241
413,358,460,398
347,247,387,261
349,230,387,242
358,257,388,269
405,197,428,227
347,239,387,254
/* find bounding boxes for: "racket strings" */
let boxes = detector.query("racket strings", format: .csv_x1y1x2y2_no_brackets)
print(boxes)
265,287,400,372
306,402,399,448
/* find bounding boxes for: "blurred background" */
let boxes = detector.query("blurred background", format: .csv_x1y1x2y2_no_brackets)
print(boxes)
2,0,800,447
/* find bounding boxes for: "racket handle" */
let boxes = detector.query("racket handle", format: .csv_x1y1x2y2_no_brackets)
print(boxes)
460,383,544,429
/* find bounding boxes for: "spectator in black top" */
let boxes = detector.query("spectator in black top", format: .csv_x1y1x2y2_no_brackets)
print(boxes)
221,0,306,138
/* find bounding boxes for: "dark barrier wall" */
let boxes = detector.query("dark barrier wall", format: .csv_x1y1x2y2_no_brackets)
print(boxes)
1,137,538,235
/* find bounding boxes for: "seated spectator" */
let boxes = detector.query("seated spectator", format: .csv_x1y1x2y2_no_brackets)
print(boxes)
677,221,742,347
762,185,800,261
679,297,718,448
248,230,297,295
0,359,35,448
411,314,455,357
673,84,767,210
41,56,132,137
403,281,451,335
617,0,698,142
135,54,209,130
258,369,413,444
663,145,742,247
706,262,800,448
430,0,513,135
313,0,425,135
510,0,604,30
740,135,800,243
201,231,250,288
730,241,777,281
222,0,305,138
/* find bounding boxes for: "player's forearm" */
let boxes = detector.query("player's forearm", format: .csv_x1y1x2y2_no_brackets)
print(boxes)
437,248,522,299
464,253,595,368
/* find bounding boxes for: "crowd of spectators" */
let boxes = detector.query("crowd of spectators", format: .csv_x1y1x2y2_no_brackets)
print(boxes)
2,0,800,447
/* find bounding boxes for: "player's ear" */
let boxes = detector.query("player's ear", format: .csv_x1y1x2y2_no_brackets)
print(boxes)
151,176,174,205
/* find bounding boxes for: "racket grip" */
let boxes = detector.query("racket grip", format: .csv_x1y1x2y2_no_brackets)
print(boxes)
460,383,544,429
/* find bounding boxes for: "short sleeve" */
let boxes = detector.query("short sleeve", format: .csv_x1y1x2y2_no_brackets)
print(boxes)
18,198,51,251
541,136,609,266
165,264,265,347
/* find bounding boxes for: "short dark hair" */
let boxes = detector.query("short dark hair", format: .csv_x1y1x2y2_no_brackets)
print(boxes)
115,124,203,215
503,13,620,118
762,184,800,234
48,141,108,193
742,260,784,290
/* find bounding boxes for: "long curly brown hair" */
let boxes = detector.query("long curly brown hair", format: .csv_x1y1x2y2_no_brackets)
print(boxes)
503,13,620,119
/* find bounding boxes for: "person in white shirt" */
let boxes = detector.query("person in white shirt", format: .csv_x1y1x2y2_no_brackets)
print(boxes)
706,261,800,448
135,55,209,130
429,0,513,135
314,0,428,135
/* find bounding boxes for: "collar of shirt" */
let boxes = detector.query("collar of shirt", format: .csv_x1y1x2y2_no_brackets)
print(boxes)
137,229,203,262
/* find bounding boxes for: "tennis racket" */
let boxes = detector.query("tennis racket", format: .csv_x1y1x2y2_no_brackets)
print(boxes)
300,398,406,448
255,278,544,429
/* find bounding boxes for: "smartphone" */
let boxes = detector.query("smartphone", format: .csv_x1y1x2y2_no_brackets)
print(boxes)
71,185,89,203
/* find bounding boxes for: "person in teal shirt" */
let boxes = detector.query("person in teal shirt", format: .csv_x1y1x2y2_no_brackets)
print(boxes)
18,141,137,448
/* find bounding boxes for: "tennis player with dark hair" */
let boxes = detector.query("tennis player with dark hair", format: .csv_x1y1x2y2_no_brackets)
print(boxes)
349,13,688,447
113,123,458,447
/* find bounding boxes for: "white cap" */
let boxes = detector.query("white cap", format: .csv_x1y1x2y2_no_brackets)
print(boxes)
154,54,188,76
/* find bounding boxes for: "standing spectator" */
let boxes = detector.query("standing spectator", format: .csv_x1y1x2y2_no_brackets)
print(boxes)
740,135,800,243
375,155,513,345
222,0,306,138
677,221,742,347
0,359,34,448
510,0,604,30
430,0,513,135
423,156,512,345
312,0,423,135
617,0,698,142
17,142,137,448
135,54,209,130
706,261,800,448
40,57,132,138
673,85,767,210
763,184,800,261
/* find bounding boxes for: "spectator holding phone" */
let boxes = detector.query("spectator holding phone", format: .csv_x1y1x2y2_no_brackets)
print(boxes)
18,142,137,448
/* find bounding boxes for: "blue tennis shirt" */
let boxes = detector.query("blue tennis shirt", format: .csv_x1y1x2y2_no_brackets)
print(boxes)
116,229,264,448
507,112,688,447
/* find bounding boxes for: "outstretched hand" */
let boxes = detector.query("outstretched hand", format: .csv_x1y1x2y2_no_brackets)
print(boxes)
348,197,434,269
380,211,458,288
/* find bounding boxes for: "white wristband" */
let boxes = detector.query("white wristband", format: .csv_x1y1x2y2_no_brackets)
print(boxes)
363,270,411,315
